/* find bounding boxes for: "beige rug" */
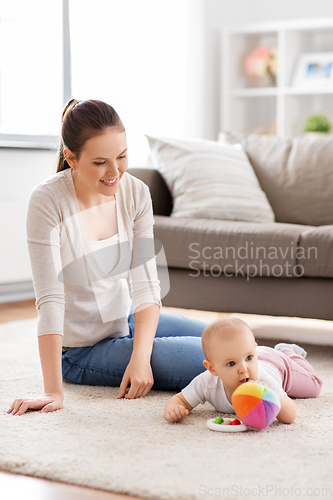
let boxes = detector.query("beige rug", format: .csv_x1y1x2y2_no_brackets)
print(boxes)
1,311,333,500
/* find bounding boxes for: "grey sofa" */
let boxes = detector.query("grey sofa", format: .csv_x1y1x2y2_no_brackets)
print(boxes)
128,133,333,321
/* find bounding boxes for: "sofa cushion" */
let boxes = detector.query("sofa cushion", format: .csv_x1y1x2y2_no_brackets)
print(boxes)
298,225,333,278
153,215,310,278
146,135,275,223
219,132,333,226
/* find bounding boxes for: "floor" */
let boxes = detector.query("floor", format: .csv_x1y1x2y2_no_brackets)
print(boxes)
0,298,38,322
0,299,146,500
0,300,226,500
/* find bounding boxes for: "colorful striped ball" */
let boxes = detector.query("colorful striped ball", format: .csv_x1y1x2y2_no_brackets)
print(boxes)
232,382,281,430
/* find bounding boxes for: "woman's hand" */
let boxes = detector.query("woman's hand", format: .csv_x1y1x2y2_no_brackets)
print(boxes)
6,392,64,416
117,303,159,399
117,353,154,399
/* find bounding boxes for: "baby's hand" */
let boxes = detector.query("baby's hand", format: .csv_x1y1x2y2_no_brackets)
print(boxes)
164,392,192,422
165,405,189,423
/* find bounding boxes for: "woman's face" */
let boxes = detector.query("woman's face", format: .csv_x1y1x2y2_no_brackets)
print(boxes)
65,128,128,199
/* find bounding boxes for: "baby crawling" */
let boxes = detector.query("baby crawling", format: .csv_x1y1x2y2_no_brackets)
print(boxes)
164,317,322,424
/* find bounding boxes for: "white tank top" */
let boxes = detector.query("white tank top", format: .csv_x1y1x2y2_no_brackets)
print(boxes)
88,233,120,275
88,233,132,324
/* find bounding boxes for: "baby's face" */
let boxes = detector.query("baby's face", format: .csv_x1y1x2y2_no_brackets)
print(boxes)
209,327,258,396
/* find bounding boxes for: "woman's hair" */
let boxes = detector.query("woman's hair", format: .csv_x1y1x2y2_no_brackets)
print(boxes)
56,99,125,173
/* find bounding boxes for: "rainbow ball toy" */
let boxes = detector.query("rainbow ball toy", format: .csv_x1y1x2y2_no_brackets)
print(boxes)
232,382,281,430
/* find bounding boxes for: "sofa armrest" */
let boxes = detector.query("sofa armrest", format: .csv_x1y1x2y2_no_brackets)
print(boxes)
128,167,173,216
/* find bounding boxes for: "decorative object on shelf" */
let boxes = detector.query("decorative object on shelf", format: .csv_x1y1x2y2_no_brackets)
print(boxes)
254,119,277,136
292,52,333,87
245,46,278,85
304,113,332,134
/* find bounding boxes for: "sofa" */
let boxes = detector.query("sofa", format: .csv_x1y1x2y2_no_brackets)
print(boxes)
128,132,333,321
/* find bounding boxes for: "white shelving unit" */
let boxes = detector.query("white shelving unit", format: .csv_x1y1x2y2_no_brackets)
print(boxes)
221,18,333,137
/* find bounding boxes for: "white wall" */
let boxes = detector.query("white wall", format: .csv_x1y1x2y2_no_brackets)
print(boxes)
202,0,333,139
0,148,58,300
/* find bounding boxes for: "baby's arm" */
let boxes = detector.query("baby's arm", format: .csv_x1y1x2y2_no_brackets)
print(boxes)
255,374,297,424
276,395,297,424
164,392,193,422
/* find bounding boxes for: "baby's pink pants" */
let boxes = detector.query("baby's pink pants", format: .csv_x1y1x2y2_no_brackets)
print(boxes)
257,346,322,398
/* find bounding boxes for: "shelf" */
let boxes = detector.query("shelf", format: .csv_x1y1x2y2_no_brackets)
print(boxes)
225,18,333,35
230,88,278,97
230,87,333,97
221,18,333,137
283,86,333,95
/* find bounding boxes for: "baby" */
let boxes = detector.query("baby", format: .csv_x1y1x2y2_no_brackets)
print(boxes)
164,317,322,424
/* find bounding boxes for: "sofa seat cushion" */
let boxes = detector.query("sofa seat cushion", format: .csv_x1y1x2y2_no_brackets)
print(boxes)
154,216,312,278
298,225,333,278
220,132,333,226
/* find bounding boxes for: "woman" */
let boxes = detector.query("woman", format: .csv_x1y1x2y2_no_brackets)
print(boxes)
8,99,207,416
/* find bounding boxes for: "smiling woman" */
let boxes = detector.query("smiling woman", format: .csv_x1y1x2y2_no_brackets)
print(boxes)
7,98,209,417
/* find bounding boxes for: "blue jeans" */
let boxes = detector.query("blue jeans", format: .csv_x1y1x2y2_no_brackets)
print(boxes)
62,312,207,391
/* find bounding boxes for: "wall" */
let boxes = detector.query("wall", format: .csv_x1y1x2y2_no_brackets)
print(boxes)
0,148,58,301
203,0,333,139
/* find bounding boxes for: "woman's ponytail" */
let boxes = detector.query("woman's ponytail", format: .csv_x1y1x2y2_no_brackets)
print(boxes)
56,139,70,172
56,99,81,173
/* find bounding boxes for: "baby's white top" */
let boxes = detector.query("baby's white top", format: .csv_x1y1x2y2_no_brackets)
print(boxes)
26,168,161,347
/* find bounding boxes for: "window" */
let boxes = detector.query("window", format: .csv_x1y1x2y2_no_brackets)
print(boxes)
0,0,63,141
0,0,202,159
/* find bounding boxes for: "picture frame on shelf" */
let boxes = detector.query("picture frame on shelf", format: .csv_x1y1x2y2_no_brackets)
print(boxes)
292,52,333,87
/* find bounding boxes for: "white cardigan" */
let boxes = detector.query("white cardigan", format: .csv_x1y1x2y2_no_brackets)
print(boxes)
26,168,161,347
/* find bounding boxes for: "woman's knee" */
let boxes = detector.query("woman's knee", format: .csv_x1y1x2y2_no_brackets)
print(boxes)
155,312,207,338
150,336,206,388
